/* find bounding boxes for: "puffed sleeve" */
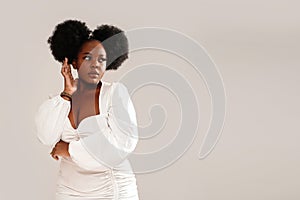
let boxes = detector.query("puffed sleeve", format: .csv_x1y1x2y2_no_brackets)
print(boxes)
68,82,139,169
35,95,71,147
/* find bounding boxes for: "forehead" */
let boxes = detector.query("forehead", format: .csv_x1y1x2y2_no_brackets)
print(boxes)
79,40,106,55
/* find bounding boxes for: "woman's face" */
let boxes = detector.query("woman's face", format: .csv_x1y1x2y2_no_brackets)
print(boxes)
73,40,107,85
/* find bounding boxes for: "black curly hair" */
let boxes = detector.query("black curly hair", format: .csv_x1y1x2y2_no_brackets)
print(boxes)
47,19,129,70
90,24,129,70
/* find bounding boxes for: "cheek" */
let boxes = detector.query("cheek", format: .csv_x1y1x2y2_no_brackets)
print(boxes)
77,65,89,76
77,61,89,70
78,60,89,68
100,64,107,72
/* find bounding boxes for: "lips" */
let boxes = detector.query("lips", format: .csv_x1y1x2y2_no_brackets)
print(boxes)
88,71,100,79
88,72,99,75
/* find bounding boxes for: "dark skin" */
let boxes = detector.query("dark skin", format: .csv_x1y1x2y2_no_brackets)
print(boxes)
50,40,107,160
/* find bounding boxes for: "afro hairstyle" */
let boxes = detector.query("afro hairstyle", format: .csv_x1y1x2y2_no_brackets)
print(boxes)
47,19,91,65
47,19,129,70
90,24,129,70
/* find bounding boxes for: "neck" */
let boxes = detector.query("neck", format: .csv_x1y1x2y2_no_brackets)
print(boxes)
78,79,102,94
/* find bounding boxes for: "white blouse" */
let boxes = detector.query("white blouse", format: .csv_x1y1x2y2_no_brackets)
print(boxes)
35,81,139,200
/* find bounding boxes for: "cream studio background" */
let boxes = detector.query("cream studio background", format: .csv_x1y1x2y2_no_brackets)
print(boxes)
0,0,299,199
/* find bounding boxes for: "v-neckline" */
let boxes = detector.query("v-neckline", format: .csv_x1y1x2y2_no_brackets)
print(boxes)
67,113,101,131
67,81,106,131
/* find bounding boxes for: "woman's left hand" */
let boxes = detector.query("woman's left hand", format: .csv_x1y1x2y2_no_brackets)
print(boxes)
50,140,70,160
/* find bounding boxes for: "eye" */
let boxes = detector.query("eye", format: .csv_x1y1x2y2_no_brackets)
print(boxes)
83,55,92,61
98,57,107,63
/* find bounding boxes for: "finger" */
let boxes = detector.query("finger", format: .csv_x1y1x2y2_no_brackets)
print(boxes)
62,64,72,79
50,148,54,155
52,154,59,160
62,58,67,67
61,58,70,72
55,142,60,147
63,58,71,72
62,57,68,66
50,152,57,160
51,151,59,160
61,61,67,75
50,147,57,155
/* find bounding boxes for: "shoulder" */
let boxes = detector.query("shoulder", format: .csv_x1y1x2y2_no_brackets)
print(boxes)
103,81,128,93
103,81,131,102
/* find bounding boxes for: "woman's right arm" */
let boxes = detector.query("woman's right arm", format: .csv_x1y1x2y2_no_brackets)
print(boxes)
35,95,71,147
35,58,77,148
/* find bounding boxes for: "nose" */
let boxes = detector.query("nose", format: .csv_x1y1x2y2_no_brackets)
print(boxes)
91,58,100,68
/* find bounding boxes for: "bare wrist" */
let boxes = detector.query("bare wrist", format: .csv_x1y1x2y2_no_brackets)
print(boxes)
63,89,74,95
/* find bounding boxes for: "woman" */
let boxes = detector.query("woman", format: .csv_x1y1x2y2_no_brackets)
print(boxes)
35,19,139,200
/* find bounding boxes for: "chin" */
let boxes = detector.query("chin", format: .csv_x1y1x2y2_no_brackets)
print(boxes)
81,78,100,86
89,80,101,85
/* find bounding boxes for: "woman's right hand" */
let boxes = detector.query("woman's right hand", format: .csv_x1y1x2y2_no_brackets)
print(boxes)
61,57,78,95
